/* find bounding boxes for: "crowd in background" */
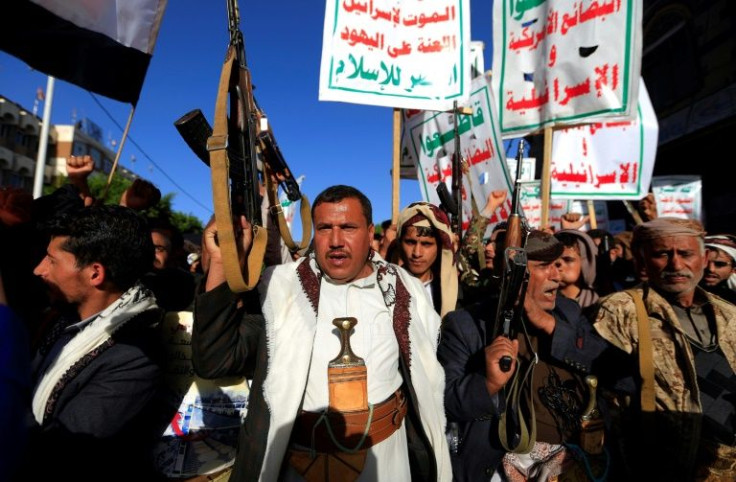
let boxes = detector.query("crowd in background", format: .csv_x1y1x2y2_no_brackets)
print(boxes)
1,156,735,481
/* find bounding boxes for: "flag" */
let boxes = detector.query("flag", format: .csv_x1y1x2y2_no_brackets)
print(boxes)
1,0,168,105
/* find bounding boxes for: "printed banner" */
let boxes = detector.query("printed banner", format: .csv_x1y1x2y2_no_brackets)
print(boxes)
492,0,642,135
519,180,571,229
319,0,471,111
651,175,703,221
550,78,657,200
402,73,512,231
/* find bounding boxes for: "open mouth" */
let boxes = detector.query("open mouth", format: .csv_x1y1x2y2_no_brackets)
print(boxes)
543,287,557,300
328,251,348,265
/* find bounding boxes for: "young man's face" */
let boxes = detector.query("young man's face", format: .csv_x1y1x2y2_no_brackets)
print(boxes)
556,245,582,288
399,226,438,283
526,258,561,312
151,231,172,270
639,235,705,297
313,198,374,283
702,248,735,288
484,231,501,269
33,236,92,305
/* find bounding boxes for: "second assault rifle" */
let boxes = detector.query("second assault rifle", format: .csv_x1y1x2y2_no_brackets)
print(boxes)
492,140,536,455
489,139,530,371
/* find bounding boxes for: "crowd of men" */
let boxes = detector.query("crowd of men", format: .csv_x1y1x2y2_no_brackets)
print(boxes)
1,158,736,481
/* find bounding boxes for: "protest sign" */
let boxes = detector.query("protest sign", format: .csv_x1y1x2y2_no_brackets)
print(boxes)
651,175,703,221
402,73,511,230
550,78,657,200
519,180,571,229
492,0,642,135
319,0,471,111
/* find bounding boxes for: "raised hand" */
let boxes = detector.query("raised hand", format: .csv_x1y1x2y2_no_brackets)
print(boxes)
119,179,161,211
560,212,588,230
481,190,509,218
203,214,254,291
66,155,94,181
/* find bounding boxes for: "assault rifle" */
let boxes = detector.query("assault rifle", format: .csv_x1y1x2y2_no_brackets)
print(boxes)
489,140,529,371
174,108,302,203
173,0,266,292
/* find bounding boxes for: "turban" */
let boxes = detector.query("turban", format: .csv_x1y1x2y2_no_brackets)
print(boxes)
705,235,736,291
632,217,705,251
397,202,457,317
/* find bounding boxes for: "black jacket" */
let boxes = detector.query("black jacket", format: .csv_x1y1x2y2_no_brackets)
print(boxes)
438,295,609,481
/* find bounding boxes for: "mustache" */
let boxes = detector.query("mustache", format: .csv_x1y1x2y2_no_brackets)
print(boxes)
660,270,693,280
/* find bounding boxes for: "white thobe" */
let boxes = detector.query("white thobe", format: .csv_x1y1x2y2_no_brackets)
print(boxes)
283,269,411,481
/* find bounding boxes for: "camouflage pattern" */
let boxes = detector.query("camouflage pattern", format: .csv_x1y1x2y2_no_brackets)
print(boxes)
594,285,736,412
593,284,736,478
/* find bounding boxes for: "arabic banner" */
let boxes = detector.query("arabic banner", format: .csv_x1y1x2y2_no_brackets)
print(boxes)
492,0,642,135
402,73,511,231
319,0,471,111
550,78,657,200
651,175,703,221
519,181,571,229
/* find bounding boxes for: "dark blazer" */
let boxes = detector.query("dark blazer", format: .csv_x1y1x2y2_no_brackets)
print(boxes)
22,308,170,482
192,282,440,482
438,295,608,482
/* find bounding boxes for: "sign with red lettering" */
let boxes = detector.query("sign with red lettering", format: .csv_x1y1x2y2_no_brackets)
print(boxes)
550,78,657,200
651,175,703,221
319,0,471,110
401,73,511,230
492,0,642,135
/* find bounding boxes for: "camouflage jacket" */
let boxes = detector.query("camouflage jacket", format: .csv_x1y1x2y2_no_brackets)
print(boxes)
593,284,736,413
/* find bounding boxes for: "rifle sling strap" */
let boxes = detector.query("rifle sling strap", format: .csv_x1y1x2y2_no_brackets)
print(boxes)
498,321,537,454
264,165,312,253
626,289,656,412
209,45,267,292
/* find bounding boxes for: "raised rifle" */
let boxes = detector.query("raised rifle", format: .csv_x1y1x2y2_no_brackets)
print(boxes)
174,108,305,210
450,101,463,239
489,140,529,372
174,0,265,292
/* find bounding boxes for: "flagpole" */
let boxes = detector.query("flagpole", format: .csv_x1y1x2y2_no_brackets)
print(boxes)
101,105,136,202
33,75,54,199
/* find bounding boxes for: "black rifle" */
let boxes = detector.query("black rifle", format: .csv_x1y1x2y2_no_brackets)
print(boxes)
174,108,302,203
490,140,529,371
436,181,458,220
172,0,259,227
450,101,463,238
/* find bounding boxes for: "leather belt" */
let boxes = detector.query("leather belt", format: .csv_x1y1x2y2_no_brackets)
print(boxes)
291,388,408,453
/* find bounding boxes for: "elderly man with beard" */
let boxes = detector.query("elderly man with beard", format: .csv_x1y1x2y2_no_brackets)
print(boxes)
592,217,736,481
438,230,609,481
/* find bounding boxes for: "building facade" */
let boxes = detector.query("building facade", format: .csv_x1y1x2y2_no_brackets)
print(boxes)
0,94,139,192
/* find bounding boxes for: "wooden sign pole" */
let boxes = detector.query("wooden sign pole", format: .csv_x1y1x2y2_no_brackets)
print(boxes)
392,108,401,224
541,127,553,229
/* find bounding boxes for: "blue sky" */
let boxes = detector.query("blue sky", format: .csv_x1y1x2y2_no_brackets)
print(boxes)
0,0,493,228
